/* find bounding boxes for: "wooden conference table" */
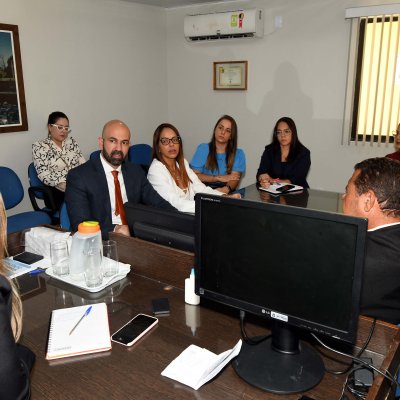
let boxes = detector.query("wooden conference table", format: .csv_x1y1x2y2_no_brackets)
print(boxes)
8,231,400,400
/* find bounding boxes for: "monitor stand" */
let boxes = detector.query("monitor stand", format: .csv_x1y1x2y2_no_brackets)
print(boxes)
232,321,325,394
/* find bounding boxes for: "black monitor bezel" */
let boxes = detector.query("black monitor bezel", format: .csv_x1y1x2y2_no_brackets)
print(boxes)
195,194,367,344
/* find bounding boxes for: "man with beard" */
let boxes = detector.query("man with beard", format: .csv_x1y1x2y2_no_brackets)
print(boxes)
65,120,175,239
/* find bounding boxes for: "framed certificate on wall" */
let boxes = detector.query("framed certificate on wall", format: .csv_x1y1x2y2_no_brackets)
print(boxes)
213,61,247,90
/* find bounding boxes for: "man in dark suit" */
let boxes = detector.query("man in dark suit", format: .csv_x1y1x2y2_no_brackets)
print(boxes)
65,120,175,239
342,157,400,324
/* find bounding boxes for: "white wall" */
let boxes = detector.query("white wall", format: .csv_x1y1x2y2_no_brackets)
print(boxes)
0,0,167,214
166,0,396,192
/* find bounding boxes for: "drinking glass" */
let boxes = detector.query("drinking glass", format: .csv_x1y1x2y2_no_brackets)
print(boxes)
84,247,103,287
102,240,119,277
50,240,70,276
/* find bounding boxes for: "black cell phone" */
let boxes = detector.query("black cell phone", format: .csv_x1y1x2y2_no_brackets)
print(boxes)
276,184,295,193
111,314,158,346
13,251,44,265
152,298,170,316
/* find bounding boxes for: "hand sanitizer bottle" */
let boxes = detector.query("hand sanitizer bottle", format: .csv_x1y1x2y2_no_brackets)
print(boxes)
185,268,200,305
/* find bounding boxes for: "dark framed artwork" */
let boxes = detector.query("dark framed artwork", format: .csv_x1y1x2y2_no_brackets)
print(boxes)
0,23,28,133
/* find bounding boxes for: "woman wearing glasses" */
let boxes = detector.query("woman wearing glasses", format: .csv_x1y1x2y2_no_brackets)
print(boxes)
386,123,400,161
32,111,85,208
0,194,35,399
257,117,311,188
148,123,240,213
190,115,246,194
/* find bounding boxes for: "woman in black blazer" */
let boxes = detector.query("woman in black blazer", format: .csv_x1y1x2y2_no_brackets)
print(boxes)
257,117,311,188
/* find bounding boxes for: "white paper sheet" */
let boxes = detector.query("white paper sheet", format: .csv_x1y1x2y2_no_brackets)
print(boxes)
161,339,242,390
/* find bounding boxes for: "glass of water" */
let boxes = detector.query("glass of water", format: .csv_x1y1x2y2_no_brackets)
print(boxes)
50,240,69,276
102,240,119,278
84,247,103,287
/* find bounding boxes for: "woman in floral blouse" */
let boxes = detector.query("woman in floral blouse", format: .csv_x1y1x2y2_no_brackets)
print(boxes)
32,111,85,208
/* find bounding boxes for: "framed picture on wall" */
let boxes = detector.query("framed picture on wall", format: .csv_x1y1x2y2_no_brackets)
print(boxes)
213,61,248,90
0,23,28,133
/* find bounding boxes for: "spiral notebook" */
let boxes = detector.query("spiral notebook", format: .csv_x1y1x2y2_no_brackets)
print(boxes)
46,303,112,360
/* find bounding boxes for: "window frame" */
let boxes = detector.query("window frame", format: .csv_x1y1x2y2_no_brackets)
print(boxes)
351,16,398,144
343,5,400,145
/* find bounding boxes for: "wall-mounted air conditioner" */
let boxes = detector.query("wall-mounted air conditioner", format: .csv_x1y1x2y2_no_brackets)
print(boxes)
184,9,264,42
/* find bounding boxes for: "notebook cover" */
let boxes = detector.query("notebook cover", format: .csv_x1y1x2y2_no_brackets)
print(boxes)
46,302,111,360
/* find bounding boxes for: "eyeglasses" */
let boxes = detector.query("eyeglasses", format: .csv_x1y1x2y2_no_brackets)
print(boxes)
391,130,400,137
160,136,180,146
50,124,71,133
276,129,291,137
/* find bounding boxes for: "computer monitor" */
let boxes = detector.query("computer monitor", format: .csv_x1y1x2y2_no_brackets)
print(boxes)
125,203,195,252
195,194,367,394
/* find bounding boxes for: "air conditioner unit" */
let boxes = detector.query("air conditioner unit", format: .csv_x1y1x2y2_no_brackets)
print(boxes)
184,9,264,42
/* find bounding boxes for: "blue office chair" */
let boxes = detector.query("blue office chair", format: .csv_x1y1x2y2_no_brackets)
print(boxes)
59,202,71,231
28,162,59,223
0,166,51,234
128,144,152,172
90,150,101,160
397,377,400,398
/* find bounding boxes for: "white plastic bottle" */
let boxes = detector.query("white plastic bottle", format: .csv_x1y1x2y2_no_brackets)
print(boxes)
185,304,200,336
69,221,102,281
185,268,200,305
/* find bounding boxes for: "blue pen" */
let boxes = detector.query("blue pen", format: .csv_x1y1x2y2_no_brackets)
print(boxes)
69,306,92,336
29,269,44,276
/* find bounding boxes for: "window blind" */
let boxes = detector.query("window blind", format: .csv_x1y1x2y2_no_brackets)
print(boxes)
343,5,400,145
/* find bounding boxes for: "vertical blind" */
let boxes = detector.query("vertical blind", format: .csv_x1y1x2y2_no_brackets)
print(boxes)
344,5,400,145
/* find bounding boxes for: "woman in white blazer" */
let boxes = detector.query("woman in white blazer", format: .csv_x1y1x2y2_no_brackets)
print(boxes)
147,123,240,213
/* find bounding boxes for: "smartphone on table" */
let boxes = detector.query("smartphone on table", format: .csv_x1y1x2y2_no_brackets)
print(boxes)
13,251,44,264
276,184,295,193
111,314,158,346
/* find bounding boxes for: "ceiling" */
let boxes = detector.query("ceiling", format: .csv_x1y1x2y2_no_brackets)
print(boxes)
121,0,242,9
